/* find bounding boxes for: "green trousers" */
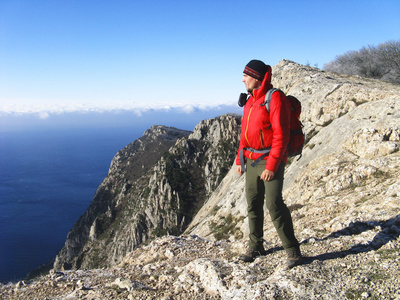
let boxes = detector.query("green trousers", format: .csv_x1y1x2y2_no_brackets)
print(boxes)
245,159,299,253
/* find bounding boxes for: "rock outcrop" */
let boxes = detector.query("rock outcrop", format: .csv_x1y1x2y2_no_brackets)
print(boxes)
53,115,241,271
2,60,399,299
186,60,400,244
2,231,399,299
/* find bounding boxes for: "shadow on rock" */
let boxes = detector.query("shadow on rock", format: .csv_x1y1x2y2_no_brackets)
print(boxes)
302,214,400,264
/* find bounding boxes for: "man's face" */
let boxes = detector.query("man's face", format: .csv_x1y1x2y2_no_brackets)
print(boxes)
243,74,261,93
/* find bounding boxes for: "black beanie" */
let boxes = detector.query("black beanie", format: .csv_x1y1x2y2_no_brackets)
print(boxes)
243,60,268,81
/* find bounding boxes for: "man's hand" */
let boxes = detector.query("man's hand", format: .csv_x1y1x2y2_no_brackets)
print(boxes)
261,169,275,181
237,165,244,175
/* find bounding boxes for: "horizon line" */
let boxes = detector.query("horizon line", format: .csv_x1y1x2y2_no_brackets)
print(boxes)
0,102,239,119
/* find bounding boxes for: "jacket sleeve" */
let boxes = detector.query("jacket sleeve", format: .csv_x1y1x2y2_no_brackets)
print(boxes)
236,116,247,166
266,91,291,172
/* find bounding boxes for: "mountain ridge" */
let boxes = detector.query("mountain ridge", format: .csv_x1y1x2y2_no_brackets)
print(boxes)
1,60,399,299
53,114,242,271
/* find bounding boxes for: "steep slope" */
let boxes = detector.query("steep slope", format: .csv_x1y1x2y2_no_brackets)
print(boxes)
53,115,241,271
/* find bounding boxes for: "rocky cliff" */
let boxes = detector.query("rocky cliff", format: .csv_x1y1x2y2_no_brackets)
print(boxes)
2,60,399,299
53,115,241,271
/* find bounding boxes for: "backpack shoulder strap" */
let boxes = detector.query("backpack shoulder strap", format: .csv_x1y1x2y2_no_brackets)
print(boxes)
260,88,280,112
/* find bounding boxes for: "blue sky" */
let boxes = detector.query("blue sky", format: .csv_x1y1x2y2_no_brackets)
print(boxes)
0,0,399,116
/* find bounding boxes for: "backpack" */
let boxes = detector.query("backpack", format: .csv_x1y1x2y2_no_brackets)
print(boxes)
262,88,305,159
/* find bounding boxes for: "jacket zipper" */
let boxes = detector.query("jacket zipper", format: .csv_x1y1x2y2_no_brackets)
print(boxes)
260,129,265,148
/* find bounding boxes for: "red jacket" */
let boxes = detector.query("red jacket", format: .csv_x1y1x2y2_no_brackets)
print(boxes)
236,66,291,172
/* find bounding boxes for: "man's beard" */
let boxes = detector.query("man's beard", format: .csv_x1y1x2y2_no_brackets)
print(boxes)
246,86,253,93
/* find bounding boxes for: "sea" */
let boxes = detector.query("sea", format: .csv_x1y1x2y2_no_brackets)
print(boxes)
0,106,241,282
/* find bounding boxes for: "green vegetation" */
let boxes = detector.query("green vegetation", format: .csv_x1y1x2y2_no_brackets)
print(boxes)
209,213,245,240
324,40,400,84
152,225,180,237
344,289,363,300
376,248,400,260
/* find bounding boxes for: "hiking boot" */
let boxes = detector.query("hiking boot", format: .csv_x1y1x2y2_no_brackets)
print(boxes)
286,248,302,269
239,248,266,262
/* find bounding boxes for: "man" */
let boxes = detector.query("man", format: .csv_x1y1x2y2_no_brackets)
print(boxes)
236,59,302,268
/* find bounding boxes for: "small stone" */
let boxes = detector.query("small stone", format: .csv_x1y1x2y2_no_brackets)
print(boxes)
165,249,175,259
361,291,370,298
15,281,26,289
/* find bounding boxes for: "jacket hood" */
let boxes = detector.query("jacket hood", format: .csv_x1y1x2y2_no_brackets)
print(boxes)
253,64,273,100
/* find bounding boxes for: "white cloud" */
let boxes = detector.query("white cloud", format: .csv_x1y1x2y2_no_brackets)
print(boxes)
0,101,234,118
180,104,196,114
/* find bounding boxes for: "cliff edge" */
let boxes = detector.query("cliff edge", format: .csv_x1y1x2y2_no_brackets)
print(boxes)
2,60,399,299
